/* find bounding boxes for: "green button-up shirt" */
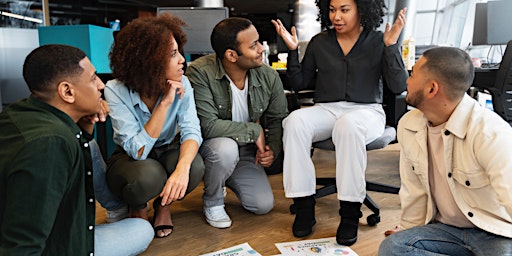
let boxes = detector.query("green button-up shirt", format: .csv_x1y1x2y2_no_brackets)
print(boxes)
0,96,95,255
186,54,288,156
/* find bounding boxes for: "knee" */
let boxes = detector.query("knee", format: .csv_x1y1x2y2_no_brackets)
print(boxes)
201,138,239,166
333,118,361,136
245,195,274,215
378,236,393,255
378,232,404,256
130,218,154,240
122,167,167,205
131,167,167,191
122,218,154,253
283,111,309,133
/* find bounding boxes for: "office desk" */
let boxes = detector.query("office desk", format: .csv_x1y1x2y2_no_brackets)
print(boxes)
473,67,499,89
471,66,512,126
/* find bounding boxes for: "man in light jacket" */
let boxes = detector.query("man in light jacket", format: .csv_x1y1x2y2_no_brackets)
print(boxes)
379,47,512,255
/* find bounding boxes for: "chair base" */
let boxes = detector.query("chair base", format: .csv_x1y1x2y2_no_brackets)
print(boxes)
289,179,399,227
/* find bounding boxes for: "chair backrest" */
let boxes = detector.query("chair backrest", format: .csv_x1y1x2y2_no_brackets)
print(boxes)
490,40,512,125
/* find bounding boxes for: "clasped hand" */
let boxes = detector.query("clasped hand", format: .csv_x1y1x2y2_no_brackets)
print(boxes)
255,128,274,167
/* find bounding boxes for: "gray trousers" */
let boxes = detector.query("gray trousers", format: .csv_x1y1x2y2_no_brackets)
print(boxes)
200,137,274,215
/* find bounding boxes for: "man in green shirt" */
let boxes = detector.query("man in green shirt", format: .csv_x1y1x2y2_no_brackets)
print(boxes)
0,44,153,255
186,17,288,228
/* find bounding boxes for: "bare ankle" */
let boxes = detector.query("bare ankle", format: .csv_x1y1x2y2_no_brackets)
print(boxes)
129,206,149,220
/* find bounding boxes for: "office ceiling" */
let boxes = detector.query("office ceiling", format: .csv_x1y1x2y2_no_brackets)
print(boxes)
2,0,296,17
1,0,296,27
133,0,297,14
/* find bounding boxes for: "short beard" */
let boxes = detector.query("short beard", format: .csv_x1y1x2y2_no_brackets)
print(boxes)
405,90,424,109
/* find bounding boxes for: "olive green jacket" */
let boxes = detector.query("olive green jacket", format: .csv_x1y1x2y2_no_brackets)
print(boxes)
186,54,288,157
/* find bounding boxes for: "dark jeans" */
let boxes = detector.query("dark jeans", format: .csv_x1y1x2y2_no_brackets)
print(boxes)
107,143,204,209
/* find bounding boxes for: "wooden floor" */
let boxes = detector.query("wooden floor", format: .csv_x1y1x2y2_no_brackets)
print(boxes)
95,143,401,256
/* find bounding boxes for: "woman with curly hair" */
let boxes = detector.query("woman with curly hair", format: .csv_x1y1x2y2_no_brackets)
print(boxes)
272,0,408,245
105,14,204,238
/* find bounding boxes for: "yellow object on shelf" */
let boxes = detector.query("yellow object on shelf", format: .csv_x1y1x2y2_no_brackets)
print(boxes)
272,62,287,70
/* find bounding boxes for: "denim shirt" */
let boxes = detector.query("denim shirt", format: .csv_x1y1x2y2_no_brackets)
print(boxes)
104,76,202,160
398,94,512,238
186,54,288,156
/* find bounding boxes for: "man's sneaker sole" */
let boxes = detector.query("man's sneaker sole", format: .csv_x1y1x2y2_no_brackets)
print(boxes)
205,218,232,228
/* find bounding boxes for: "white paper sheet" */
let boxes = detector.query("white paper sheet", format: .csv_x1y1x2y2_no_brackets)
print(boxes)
200,242,262,256
275,237,358,256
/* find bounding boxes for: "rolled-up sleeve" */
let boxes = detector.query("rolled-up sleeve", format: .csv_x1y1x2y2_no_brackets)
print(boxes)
104,80,158,160
177,77,203,146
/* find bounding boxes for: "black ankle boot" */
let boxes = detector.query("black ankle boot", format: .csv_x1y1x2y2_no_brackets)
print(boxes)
336,201,362,246
292,196,316,237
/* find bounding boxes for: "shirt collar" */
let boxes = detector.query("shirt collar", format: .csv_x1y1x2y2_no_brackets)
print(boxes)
444,94,475,139
27,95,82,135
213,54,262,88
404,94,475,139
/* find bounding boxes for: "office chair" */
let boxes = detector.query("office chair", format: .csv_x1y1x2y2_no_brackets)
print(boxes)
288,85,404,226
301,127,400,226
472,40,512,126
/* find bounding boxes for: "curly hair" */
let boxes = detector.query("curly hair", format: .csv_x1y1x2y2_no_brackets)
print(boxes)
23,44,86,95
316,0,387,31
109,13,187,98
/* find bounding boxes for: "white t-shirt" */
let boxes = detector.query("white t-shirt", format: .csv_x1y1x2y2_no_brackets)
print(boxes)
227,76,249,123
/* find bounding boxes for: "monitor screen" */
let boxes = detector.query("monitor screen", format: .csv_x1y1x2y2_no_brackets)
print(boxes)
157,7,229,54
473,0,512,45
472,3,487,46
487,0,512,45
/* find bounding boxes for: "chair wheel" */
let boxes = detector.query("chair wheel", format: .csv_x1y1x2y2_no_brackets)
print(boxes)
290,204,296,214
367,213,380,226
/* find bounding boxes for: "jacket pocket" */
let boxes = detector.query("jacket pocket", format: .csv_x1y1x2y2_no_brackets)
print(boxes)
452,168,490,189
214,99,230,118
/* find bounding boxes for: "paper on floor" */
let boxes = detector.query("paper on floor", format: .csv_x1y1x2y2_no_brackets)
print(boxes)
275,237,358,255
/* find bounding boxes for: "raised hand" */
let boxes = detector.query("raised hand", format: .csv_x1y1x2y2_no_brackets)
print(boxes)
271,19,299,50
383,8,407,47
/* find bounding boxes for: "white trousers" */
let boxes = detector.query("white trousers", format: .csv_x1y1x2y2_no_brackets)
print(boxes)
282,101,386,202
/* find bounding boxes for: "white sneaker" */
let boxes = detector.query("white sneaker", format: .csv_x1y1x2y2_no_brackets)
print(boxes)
105,205,129,223
204,205,232,228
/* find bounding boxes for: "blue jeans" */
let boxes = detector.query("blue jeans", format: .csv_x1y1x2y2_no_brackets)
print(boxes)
95,218,154,256
90,139,126,211
379,223,512,256
91,140,153,255
200,138,274,214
